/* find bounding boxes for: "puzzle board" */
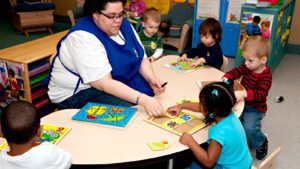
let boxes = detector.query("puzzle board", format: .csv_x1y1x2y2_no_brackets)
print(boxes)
163,59,202,74
39,124,71,144
72,102,137,129
144,111,207,135
0,124,71,151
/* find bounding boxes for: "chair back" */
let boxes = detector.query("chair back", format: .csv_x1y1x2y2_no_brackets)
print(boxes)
252,147,281,169
220,56,228,72
68,7,84,26
168,4,193,26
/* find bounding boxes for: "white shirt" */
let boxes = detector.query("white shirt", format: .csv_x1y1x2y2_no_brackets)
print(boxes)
0,142,72,169
48,25,146,103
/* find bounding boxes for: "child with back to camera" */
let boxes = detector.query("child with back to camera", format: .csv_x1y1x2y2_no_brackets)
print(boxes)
138,8,163,62
178,17,223,70
0,100,72,169
223,36,272,160
167,82,252,169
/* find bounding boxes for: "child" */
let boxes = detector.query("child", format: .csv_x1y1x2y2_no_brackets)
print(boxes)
167,82,252,169
0,100,72,169
260,20,271,39
223,36,272,160
129,0,146,17
178,17,223,70
138,8,163,62
245,15,261,36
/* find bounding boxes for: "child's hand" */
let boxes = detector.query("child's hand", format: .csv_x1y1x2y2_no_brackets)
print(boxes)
234,90,247,102
166,105,182,117
178,54,189,62
148,57,155,63
189,58,204,68
179,132,195,147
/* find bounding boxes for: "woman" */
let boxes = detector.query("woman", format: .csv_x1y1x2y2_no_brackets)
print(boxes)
48,0,165,116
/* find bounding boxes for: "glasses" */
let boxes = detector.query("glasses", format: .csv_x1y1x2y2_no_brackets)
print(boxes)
99,11,126,21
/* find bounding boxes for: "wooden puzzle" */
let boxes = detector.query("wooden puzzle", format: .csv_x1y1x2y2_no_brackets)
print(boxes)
144,111,207,135
72,102,137,128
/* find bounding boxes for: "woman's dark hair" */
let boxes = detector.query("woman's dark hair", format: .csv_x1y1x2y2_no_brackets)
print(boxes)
199,17,222,42
1,100,40,144
83,0,126,17
199,82,236,120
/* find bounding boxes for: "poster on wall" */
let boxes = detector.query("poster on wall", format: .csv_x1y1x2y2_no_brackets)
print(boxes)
226,0,247,23
238,12,274,49
196,0,220,20
0,60,25,108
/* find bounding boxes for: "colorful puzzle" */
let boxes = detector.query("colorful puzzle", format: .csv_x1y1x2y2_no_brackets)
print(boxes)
39,124,71,144
72,102,137,128
163,59,202,73
144,111,207,135
0,124,71,151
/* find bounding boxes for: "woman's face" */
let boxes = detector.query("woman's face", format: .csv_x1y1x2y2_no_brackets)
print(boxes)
93,2,124,36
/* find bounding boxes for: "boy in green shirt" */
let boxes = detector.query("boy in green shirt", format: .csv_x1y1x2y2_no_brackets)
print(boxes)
138,8,163,62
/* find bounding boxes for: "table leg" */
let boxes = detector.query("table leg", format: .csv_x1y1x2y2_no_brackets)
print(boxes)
168,158,174,169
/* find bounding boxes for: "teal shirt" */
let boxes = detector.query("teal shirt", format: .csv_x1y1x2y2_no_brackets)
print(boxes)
209,112,253,169
138,30,163,57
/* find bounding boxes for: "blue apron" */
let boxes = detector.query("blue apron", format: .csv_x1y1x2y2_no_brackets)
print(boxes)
50,16,154,96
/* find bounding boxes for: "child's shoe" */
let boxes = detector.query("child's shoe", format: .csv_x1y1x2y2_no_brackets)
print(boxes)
256,138,268,160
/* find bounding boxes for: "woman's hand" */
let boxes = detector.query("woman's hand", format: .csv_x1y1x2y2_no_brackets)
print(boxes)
178,54,189,62
149,78,166,95
140,94,165,117
179,133,195,147
166,105,182,117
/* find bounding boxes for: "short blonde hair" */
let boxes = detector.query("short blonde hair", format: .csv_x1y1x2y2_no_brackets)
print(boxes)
243,36,270,58
261,20,270,28
142,8,161,23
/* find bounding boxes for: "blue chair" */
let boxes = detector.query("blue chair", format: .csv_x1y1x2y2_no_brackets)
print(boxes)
161,4,194,53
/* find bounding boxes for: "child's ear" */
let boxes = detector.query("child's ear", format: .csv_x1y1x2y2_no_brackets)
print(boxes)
261,56,268,64
37,125,42,137
141,21,145,28
0,126,3,138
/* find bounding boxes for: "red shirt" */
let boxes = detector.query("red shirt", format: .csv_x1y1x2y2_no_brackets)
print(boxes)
224,64,272,113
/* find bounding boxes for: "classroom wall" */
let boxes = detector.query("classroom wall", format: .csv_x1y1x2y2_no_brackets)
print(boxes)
288,0,300,45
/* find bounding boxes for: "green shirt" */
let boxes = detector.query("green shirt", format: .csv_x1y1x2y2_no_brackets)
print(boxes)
138,30,163,58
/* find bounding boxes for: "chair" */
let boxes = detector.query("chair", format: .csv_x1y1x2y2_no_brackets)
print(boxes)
220,56,228,72
67,7,84,26
161,3,194,53
252,147,281,169
9,0,55,37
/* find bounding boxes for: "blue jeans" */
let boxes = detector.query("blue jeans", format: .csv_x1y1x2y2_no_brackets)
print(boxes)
190,161,222,169
56,88,133,110
240,106,266,149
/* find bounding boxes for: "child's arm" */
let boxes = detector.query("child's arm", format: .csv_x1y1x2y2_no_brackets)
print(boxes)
223,64,246,80
167,102,202,116
244,72,272,102
150,36,164,61
201,45,223,69
180,133,222,168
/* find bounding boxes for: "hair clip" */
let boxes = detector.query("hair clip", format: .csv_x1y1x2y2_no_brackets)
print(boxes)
211,89,218,96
